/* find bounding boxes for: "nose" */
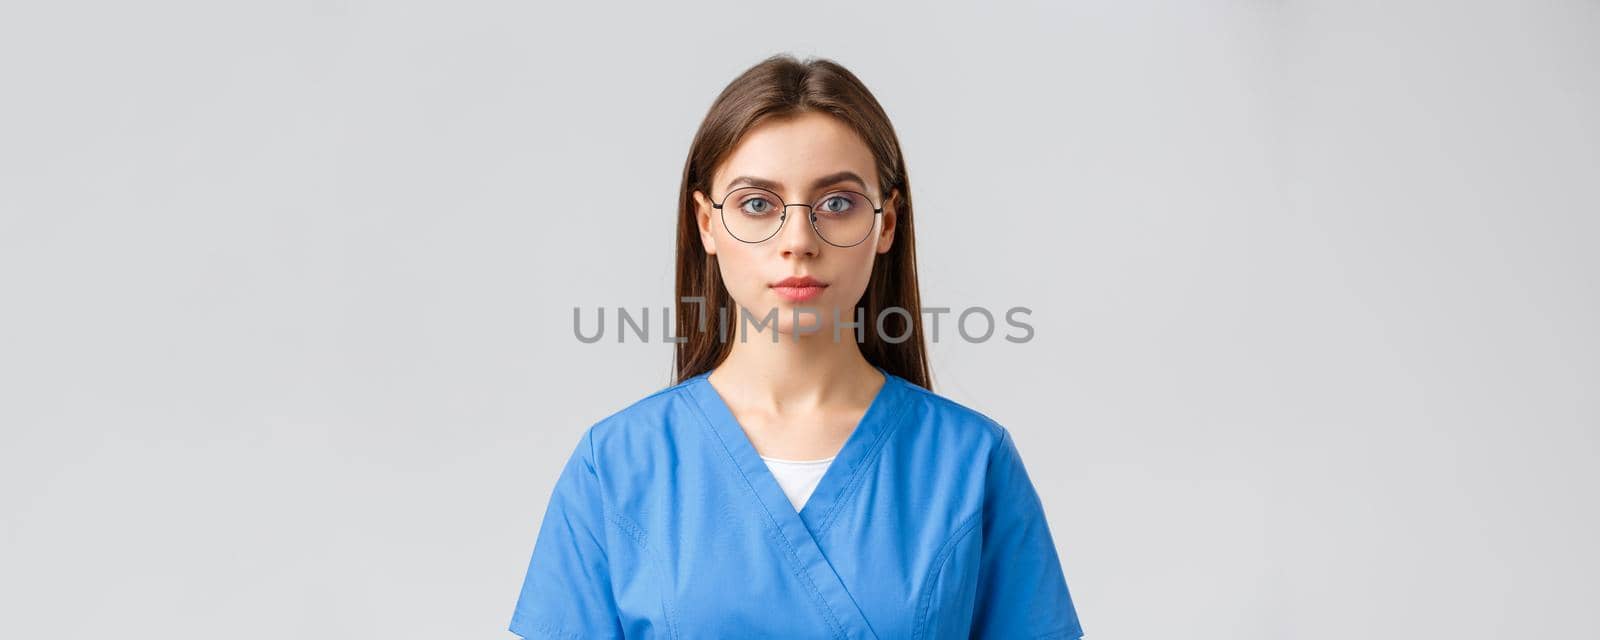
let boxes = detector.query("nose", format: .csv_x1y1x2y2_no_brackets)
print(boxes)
777,203,820,259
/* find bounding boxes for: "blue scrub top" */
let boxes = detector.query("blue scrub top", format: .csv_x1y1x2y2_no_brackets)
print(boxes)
510,368,1085,639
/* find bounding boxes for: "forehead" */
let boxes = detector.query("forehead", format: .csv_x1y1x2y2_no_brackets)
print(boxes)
713,111,879,193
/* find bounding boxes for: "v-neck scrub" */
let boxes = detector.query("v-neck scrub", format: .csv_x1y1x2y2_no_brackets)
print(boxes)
509,368,1085,639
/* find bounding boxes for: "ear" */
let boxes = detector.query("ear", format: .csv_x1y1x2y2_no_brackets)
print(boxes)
693,190,717,256
875,188,899,254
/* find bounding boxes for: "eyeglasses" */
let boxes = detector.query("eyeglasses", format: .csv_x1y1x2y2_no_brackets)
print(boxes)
710,186,884,248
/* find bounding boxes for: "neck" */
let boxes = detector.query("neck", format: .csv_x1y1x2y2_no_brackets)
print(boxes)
710,305,883,413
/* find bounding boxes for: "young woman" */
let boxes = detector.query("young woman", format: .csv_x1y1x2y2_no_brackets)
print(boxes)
511,54,1084,639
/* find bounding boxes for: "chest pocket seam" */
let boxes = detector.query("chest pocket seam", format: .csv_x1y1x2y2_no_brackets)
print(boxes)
912,510,981,640
606,509,681,640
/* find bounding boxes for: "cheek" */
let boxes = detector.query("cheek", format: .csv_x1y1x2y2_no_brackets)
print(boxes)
713,244,764,295
828,249,879,304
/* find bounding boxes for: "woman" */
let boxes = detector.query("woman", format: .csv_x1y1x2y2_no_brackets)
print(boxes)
511,54,1084,639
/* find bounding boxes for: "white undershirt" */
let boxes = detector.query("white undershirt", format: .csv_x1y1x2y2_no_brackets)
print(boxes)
759,454,836,512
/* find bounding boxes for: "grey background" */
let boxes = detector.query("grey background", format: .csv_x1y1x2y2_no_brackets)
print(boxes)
2,1,1596,638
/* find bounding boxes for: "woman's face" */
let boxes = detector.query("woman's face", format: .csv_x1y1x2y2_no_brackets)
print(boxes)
693,111,898,337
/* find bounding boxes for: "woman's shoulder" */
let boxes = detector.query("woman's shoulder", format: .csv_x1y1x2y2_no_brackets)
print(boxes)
895,376,1012,445
573,374,708,455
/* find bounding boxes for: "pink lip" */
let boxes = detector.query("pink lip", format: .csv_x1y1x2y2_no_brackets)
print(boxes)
770,276,828,302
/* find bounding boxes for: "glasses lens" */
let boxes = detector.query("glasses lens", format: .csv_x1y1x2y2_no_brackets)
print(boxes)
721,187,785,242
811,191,876,246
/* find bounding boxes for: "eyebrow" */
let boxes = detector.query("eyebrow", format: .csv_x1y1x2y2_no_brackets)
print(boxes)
725,171,870,195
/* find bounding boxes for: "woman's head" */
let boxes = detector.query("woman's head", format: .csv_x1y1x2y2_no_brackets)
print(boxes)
674,54,929,389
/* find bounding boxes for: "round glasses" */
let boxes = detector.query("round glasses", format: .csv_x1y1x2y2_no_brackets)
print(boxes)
711,186,883,248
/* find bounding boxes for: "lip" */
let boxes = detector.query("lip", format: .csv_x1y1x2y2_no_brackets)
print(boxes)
770,276,828,303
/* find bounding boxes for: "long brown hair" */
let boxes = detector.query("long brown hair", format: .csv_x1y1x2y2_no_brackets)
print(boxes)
673,54,930,390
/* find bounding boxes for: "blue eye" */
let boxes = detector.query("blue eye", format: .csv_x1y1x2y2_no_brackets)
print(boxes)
817,194,858,215
741,198,776,215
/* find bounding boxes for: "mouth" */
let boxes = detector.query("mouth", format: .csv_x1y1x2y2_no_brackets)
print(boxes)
769,276,828,303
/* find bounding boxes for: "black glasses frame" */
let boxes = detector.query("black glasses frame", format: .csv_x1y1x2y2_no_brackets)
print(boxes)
710,186,884,248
